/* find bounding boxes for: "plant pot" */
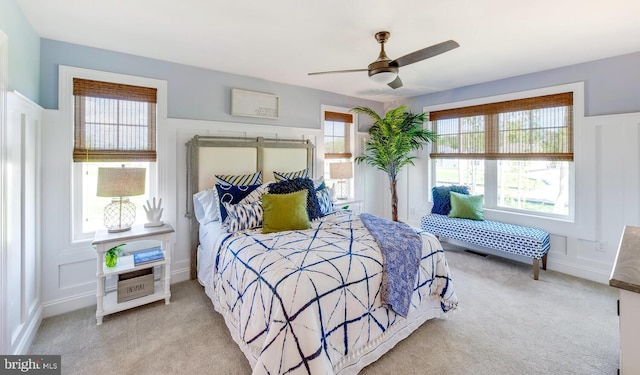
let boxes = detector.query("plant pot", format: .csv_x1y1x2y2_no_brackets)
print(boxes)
105,252,118,268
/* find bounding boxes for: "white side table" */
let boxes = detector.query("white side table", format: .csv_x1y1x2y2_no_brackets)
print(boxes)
92,223,174,325
333,199,364,214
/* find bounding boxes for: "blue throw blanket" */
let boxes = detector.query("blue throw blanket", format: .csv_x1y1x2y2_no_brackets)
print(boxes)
360,213,422,317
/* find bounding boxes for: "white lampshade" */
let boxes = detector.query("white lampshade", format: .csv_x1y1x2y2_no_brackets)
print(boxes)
329,162,353,180
330,162,353,200
369,71,397,85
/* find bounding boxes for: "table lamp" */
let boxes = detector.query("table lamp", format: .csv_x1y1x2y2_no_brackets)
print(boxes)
96,166,146,232
329,162,353,200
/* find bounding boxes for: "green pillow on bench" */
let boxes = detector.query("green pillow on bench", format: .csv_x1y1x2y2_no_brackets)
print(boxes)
448,191,484,221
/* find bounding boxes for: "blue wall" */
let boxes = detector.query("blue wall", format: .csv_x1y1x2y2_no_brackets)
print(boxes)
0,0,40,103
399,50,640,117
39,39,382,130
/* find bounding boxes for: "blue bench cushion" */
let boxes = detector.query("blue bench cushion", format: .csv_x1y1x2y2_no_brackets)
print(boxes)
421,214,550,259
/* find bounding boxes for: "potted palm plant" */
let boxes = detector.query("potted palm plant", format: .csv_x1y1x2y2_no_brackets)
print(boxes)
352,105,437,222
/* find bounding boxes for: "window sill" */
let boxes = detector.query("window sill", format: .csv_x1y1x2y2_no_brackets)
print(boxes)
483,207,573,223
481,207,576,237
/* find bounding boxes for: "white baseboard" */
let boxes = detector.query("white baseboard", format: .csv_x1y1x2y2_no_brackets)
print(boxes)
12,306,43,354
546,260,611,284
171,266,191,283
42,290,96,318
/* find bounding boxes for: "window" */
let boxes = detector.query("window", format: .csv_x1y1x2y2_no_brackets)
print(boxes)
324,111,352,159
323,110,354,198
78,161,154,234
430,92,573,217
72,78,158,240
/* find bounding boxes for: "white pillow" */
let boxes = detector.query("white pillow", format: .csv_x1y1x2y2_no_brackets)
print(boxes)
193,189,219,224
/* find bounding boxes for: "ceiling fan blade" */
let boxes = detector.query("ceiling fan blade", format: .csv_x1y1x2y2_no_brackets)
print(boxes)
308,68,368,76
392,40,460,68
388,76,403,89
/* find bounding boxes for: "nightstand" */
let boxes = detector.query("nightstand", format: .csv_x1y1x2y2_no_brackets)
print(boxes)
92,223,174,325
333,199,363,214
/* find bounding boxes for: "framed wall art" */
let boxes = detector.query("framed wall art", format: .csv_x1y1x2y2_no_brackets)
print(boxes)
231,89,279,119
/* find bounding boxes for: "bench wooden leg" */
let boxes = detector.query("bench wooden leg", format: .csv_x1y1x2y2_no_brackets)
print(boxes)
533,254,549,280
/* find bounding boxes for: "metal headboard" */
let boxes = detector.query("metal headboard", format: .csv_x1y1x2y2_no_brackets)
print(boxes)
185,135,315,279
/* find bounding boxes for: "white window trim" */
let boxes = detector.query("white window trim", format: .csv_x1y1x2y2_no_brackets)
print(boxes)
59,66,168,243
424,82,592,238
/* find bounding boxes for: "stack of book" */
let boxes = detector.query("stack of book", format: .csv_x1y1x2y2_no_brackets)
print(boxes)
133,247,165,266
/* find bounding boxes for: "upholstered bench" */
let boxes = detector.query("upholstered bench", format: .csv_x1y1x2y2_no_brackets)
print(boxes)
421,213,550,280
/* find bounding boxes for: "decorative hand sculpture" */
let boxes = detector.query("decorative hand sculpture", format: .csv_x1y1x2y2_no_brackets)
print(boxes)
143,198,164,227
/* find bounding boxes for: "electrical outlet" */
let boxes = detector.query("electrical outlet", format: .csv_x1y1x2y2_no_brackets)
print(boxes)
596,241,607,252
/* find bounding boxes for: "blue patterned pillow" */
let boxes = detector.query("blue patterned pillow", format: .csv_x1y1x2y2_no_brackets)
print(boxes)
273,168,309,182
239,182,272,204
215,171,262,186
223,201,263,232
316,188,333,215
314,177,326,191
215,184,261,222
268,177,322,220
431,185,470,215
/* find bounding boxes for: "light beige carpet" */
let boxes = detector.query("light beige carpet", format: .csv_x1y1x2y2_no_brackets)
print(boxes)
29,244,619,374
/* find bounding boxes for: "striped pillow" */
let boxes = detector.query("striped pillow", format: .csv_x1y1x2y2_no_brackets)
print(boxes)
215,171,262,186
273,168,309,182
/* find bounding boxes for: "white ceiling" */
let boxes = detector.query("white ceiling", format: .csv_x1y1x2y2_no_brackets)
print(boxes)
16,0,640,103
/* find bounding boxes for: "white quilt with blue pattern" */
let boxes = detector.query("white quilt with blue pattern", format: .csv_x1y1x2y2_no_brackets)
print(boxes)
206,211,458,374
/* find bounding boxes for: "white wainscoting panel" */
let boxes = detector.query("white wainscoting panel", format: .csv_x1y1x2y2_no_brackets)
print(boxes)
4,91,42,354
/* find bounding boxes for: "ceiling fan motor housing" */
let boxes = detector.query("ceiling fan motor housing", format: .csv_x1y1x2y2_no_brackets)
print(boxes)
368,61,398,78
368,31,398,80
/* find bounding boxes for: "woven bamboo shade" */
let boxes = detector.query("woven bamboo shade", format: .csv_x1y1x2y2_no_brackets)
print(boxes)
73,78,157,162
430,92,573,161
325,111,353,123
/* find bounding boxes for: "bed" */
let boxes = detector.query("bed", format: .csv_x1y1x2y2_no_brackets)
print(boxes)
186,135,458,374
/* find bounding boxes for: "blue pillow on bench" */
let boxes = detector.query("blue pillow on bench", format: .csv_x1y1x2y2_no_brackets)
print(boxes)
431,185,469,215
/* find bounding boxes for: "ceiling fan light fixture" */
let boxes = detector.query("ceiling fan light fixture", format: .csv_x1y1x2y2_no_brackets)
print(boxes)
369,70,398,85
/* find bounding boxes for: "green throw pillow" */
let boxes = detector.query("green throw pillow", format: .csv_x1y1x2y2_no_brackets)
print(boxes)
262,190,311,234
448,191,484,220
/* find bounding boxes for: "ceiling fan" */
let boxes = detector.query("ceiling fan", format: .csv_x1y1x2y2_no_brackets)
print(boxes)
308,31,459,89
